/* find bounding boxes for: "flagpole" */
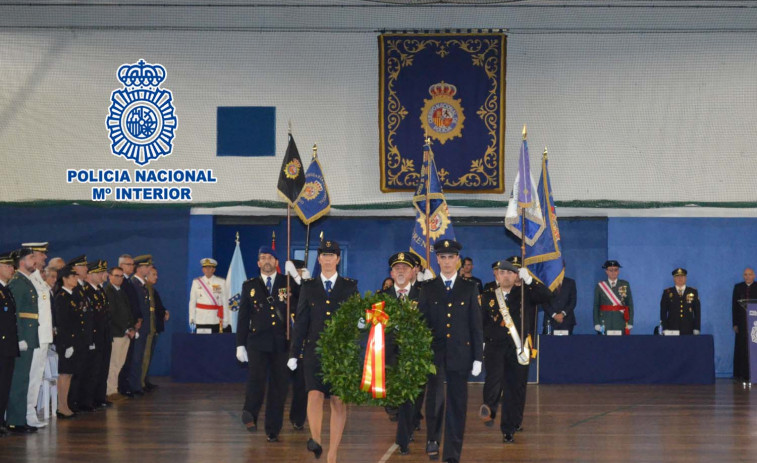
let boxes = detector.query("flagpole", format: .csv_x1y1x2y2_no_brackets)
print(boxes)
520,126,527,354
424,136,432,268
530,146,549,348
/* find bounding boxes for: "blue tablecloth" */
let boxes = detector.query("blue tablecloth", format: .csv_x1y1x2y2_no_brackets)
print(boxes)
171,333,247,383
538,334,715,384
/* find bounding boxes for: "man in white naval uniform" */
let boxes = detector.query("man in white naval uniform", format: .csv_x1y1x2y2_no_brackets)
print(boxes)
22,242,53,428
189,258,230,333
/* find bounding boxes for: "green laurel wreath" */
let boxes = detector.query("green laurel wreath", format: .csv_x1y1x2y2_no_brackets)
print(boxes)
317,292,435,407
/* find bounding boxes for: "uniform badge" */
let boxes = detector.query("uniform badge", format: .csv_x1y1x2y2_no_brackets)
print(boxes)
668,291,674,299
489,299,495,308
686,293,694,303
249,288,256,298
478,295,482,306
106,59,177,166
278,288,287,302
300,180,323,200
420,82,465,145
284,158,302,179
618,286,627,299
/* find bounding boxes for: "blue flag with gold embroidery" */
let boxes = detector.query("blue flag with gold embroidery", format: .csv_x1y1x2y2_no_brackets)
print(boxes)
410,142,456,275
379,32,506,193
294,154,331,225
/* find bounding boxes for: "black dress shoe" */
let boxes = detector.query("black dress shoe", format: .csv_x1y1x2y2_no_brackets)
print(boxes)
56,411,76,419
78,405,96,412
426,440,439,460
266,434,279,442
145,382,159,391
307,438,323,459
8,424,37,433
241,411,257,432
503,433,514,443
515,425,524,432
399,445,410,455
479,404,494,427
292,422,304,431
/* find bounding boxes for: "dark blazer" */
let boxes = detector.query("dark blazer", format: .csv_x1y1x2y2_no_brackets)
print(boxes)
378,284,421,366
483,281,498,293
73,282,95,347
152,286,167,333
290,275,359,359
732,282,754,330
237,273,298,353
84,282,109,348
105,284,135,337
54,287,85,351
417,276,483,373
0,283,20,357
660,286,701,335
541,277,577,331
122,275,143,322
130,276,152,336
482,282,552,347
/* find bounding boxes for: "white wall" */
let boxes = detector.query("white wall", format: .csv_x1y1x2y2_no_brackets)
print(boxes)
1,2,756,206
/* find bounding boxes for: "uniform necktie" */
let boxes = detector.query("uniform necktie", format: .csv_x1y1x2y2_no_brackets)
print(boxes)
444,280,452,291
398,288,407,299
266,276,272,295
325,280,332,295
678,288,683,297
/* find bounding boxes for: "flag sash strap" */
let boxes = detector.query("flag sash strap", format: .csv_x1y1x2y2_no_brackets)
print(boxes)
598,281,623,307
494,288,530,366
197,278,223,319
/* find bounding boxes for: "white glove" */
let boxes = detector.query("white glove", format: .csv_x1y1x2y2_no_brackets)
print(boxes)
285,261,302,284
287,357,298,371
471,360,482,376
236,345,249,363
134,331,140,339
627,325,633,330
518,268,533,285
300,268,311,280
65,346,74,358
18,340,28,352
693,330,700,335
416,269,434,282
89,343,96,350
357,317,367,330
594,324,602,332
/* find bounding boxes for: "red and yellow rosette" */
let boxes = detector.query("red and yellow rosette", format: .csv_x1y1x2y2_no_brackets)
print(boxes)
360,301,390,399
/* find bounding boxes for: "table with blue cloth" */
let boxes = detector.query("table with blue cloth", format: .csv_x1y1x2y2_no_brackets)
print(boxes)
538,335,714,384
172,333,246,382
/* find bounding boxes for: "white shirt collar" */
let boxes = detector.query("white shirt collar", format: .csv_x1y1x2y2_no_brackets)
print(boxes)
63,287,73,295
608,279,618,286
134,275,145,284
676,285,687,292
320,272,338,287
394,284,411,294
441,272,458,287
260,272,276,282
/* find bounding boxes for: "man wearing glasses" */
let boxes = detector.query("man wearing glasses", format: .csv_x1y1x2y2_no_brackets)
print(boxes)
104,266,136,402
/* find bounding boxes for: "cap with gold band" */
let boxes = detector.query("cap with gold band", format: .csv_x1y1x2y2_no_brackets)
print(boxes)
134,254,153,267
21,242,49,253
88,259,108,274
388,251,415,268
67,255,88,267
200,257,217,267
506,256,522,268
672,267,687,277
0,251,15,265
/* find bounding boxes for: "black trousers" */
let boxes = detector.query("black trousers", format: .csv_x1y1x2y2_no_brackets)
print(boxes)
71,346,99,408
0,356,15,425
426,351,468,463
483,341,529,434
95,341,112,402
396,388,425,447
734,327,749,381
289,364,307,427
243,349,289,436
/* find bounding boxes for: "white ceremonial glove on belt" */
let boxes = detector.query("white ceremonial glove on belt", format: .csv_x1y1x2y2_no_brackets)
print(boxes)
287,357,298,371
65,346,74,359
518,268,533,285
18,340,28,352
357,317,367,330
285,260,302,285
471,360,482,376
236,345,249,363
89,343,96,350
693,330,700,335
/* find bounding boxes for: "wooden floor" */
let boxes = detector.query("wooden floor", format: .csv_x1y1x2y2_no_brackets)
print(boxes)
2,379,756,462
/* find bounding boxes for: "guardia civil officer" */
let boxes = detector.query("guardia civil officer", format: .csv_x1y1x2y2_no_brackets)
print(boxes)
593,260,634,334
237,246,298,442
660,268,701,335
288,240,358,463
478,260,552,443
418,240,483,463
378,252,422,455
0,251,20,436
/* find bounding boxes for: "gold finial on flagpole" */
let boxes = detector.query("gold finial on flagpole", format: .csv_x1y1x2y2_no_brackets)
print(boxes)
522,124,527,140
543,146,548,160
272,230,276,242
312,144,317,159
319,231,324,242
235,231,240,244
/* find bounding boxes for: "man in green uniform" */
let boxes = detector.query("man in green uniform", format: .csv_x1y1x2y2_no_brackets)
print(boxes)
593,260,634,335
7,248,40,433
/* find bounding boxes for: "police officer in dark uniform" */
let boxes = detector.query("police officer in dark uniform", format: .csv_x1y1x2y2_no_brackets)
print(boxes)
0,251,20,436
483,261,499,293
54,265,82,418
418,240,483,463
287,259,308,431
68,255,96,412
660,268,701,335
378,251,422,455
479,260,552,443
288,240,358,462
237,246,296,442
85,260,111,408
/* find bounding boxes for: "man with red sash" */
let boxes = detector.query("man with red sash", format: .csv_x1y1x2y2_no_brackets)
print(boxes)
593,260,634,335
188,258,230,333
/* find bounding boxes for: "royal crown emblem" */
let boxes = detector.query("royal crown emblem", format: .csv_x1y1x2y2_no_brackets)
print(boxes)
106,59,178,166
300,180,323,201
420,81,465,145
284,159,302,179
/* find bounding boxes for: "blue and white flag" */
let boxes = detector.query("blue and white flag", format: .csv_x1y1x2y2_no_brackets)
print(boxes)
410,142,456,275
225,239,247,333
293,153,331,225
505,128,545,246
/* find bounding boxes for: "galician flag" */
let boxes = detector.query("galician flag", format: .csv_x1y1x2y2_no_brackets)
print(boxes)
225,237,247,333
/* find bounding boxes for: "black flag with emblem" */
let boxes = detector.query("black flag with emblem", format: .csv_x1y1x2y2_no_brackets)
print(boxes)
277,134,306,205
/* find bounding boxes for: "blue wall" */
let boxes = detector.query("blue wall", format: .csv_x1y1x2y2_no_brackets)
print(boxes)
0,206,190,376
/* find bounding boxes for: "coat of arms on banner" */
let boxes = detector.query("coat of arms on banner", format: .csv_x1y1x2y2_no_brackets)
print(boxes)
379,32,506,193
106,59,178,166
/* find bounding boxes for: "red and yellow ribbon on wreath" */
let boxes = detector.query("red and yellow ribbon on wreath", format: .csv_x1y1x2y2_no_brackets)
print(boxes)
360,301,390,399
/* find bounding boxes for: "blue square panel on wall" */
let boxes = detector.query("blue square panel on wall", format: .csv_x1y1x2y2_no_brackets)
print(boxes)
217,106,275,156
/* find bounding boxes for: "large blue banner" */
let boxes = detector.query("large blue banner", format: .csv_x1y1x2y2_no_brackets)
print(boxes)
379,32,506,193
